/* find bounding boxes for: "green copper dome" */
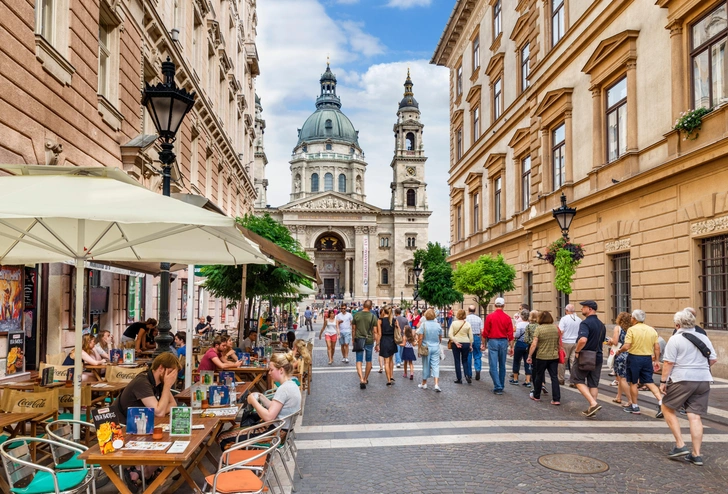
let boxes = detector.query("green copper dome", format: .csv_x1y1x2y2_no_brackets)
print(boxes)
296,62,360,147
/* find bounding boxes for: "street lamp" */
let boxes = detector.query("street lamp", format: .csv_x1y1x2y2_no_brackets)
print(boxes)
552,193,577,240
143,56,196,355
413,263,423,310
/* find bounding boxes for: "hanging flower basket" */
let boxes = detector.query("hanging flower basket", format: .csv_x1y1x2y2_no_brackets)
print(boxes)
674,107,712,141
540,238,584,295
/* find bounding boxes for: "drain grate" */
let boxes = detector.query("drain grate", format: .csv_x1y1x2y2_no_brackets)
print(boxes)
538,453,609,474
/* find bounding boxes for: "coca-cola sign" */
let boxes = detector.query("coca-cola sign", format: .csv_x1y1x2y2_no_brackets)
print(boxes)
59,394,74,404
114,372,138,380
17,398,46,408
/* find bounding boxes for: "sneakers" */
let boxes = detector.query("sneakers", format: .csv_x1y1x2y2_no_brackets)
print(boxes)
523,382,532,388
582,404,602,417
341,358,346,362
624,404,641,415
453,380,463,384
466,376,472,384
685,454,704,466
418,383,427,390
656,406,664,419
508,379,519,385
434,385,442,392
475,371,481,381
668,446,690,458
494,389,504,395
396,363,401,368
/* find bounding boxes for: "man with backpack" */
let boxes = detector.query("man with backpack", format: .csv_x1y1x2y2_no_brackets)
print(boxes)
352,300,379,389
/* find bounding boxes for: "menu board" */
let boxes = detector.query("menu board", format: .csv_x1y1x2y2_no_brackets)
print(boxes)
219,371,235,386
6,333,24,375
126,407,154,435
0,266,23,333
123,348,135,364
208,385,230,406
92,407,124,454
170,407,192,436
199,370,214,385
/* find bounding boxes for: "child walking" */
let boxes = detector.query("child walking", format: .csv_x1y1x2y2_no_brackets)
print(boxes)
400,327,417,380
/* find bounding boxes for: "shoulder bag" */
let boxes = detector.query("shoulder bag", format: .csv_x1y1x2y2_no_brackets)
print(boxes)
577,349,597,371
447,322,465,350
558,333,566,364
394,319,403,345
353,312,377,353
417,322,430,357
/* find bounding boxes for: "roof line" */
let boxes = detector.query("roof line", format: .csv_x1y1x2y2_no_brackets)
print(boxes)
430,0,472,67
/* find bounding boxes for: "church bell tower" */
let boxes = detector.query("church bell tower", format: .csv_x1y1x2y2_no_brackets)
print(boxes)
390,70,427,210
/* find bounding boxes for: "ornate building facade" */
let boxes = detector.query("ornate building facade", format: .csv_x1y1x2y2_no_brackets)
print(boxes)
433,0,728,377
0,0,260,363
257,65,431,303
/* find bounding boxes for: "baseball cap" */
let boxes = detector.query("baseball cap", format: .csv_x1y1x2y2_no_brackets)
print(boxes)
494,297,505,306
580,300,598,310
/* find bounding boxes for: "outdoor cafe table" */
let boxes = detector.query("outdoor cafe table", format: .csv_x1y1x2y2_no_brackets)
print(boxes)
230,366,269,392
175,382,254,405
0,379,66,391
78,416,223,494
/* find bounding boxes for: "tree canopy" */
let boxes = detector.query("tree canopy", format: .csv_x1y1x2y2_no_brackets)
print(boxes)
452,254,516,311
413,242,463,308
201,214,311,305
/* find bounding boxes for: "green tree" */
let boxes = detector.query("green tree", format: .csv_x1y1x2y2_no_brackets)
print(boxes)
452,254,516,311
201,214,311,322
413,242,463,308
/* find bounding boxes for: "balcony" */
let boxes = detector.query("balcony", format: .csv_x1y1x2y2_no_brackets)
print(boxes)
291,151,366,162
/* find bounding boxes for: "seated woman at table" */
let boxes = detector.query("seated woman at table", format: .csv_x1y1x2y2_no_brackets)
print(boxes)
198,335,242,371
109,353,180,490
292,339,311,374
63,334,107,381
94,329,112,360
218,351,302,450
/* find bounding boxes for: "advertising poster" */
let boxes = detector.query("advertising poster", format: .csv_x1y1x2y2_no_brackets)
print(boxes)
0,266,23,333
180,279,188,320
127,277,143,324
362,236,369,295
6,332,24,375
170,407,192,436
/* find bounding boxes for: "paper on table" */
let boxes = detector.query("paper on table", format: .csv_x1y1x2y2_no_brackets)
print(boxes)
167,441,190,454
161,424,205,432
124,441,172,451
191,406,238,416
91,383,112,388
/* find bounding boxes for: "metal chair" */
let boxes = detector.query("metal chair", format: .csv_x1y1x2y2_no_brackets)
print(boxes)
269,410,302,492
205,435,281,494
0,437,95,494
220,419,286,494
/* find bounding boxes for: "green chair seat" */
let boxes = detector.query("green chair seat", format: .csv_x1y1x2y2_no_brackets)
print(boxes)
55,451,83,470
57,413,74,421
10,468,88,494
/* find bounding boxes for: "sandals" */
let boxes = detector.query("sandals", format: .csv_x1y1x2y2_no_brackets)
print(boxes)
612,399,622,404
123,468,141,494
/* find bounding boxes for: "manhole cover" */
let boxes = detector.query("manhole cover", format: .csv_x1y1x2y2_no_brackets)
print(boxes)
538,453,609,474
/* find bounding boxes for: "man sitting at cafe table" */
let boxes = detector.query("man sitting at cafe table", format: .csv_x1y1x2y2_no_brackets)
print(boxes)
199,335,243,371
109,353,180,489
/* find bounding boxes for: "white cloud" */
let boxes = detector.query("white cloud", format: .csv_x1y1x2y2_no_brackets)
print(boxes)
256,0,451,246
386,0,432,8
334,0,360,4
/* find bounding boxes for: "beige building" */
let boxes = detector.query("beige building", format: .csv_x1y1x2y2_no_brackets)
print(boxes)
0,0,260,364
258,66,431,304
433,0,728,377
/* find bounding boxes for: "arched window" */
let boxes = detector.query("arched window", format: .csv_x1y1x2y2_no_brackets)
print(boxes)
325,119,333,131
406,132,416,150
338,174,346,192
381,268,389,285
325,143,332,150
311,173,319,192
324,173,333,191
406,188,416,207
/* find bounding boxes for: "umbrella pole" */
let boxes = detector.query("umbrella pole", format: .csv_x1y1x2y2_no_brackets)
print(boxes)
73,255,84,438
185,264,194,389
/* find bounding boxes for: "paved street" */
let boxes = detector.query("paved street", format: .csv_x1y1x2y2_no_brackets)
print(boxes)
292,327,728,493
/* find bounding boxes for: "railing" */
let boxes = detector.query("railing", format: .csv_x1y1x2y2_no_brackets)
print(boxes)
291,152,366,161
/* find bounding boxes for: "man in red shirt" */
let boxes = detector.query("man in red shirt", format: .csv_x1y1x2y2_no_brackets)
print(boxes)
481,297,514,394
198,336,242,372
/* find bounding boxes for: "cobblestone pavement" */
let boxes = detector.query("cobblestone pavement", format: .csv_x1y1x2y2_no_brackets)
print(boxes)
292,327,728,494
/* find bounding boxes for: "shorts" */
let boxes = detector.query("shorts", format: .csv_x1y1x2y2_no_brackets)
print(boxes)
626,355,654,385
662,381,710,416
355,343,374,363
339,332,352,345
570,356,603,388
325,334,338,343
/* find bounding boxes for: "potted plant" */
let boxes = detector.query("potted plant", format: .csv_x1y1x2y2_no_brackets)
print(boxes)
674,107,712,140
539,238,584,295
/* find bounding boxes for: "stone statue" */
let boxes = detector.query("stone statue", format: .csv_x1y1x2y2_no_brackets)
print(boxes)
294,178,301,192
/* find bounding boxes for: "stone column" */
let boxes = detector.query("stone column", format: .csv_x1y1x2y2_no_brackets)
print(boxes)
626,60,638,152
344,257,351,299
540,128,550,193
354,227,365,301
669,22,684,122
591,87,602,169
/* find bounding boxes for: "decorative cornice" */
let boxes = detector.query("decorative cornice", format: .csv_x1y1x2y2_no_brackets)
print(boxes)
691,215,728,236
604,238,630,253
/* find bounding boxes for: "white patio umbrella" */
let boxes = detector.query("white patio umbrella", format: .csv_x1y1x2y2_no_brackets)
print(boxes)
0,165,271,426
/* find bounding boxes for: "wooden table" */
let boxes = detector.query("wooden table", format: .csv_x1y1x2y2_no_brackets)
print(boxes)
0,379,65,391
85,363,147,382
78,416,222,494
230,366,269,392
175,382,253,405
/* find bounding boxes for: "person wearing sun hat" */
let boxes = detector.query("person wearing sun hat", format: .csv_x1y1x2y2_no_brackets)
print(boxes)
571,300,607,417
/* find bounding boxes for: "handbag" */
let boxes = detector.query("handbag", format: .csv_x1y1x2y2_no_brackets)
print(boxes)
418,342,429,357
394,320,403,345
447,322,465,350
577,350,598,371
353,337,366,353
558,334,566,364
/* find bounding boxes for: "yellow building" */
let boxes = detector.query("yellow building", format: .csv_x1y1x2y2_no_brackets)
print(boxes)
432,0,728,377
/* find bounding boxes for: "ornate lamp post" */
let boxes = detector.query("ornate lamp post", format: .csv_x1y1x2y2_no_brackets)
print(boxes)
413,262,423,310
552,193,577,240
142,57,196,355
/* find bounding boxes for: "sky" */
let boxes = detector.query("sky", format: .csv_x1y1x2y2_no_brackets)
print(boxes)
256,0,456,246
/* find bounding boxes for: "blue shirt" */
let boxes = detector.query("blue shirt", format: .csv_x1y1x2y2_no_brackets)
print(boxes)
304,310,312,319
176,345,186,358
417,320,443,349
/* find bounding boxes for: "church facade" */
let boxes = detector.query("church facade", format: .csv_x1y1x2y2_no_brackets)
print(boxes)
256,64,431,303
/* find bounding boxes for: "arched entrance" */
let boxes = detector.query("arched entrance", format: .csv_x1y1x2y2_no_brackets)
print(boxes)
314,232,345,298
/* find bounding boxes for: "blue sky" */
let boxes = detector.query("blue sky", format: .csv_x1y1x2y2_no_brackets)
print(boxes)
256,0,455,245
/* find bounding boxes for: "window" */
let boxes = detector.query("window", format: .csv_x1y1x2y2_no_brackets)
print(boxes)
557,290,569,318
457,205,463,240
520,43,530,92
456,65,463,97
406,132,416,150
381,268,389,285
98,22,110,98
325,119,333,131
324,173,333,191
302,144,307,153
190,132,199,188
338,174,346,192
39,0,54,42
406,236,417,248
311,173,319,192
524,272,533,309
456,127,463,160
691,3,728,109
493,78,502,120
379,237,390,248
552,0,565,47
552,123,566,190
521,155,531,211
473,107,480,141
473,35,480,71
472,193,479,232
700,234,728,330
606,77,627,162
325,143,332,151
406,188,416,207
493,0,502,39
611,252,631,323
494,176,502,222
